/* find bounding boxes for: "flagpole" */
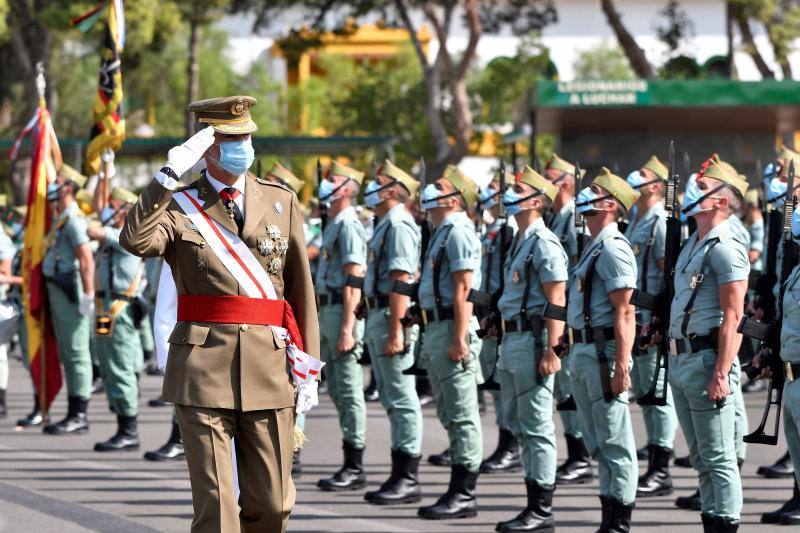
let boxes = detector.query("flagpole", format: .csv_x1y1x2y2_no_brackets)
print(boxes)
35,63,48,431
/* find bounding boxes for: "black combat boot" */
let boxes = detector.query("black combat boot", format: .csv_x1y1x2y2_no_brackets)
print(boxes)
762,480,800,524
44,396,89,435
636,445,649,461
636,444,674,497
144,421,185,461
556,434,593,485
714,516,739,532
0,388,6,418
368,450,421,505
292,450,302,476
481,429,522,474
428,447,452,467
675,488,701,510
596,496,612,532
495,479,554,532
674,454,692,468
701,512,715,533
16,394,42,427
757,451,795,479
602,497,633,533
417,464,478,520
318,440,366,491
94,415,139,451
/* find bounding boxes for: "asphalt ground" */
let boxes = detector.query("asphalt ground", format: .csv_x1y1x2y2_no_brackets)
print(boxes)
0,356,794,532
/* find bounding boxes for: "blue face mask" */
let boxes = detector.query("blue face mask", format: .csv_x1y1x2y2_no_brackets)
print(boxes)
503,188,541,216
420,183,459,210
217,140,255,175
11,222,22,237
626,170,644,189
100,207,115,224
46,183,60,201
478,186,498,210
793,207,800,241
318,178,350,208
575,187,613,214
363,180,393,208
682,175,727,217
767,178,787,204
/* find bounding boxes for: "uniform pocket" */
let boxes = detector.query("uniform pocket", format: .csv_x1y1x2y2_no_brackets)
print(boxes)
179,232,209,281
168,322,211,346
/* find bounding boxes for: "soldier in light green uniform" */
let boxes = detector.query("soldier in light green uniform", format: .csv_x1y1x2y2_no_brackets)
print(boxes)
0,195,17,419
494,167,566,532
624,156,678,498
415,165,484,520
476,172,521,474
668,159,749,532
42,165,96,435
316,161,369,492
543,153,594,485
88,187,143,452
359,160,423,505
567,168,639,531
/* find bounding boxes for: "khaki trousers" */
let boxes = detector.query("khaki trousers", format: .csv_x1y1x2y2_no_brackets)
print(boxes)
176,404,296,533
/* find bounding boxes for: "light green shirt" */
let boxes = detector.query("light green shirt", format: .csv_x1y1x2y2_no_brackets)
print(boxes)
419,211,482,309
315,206,367,294
364,204,420,297
42,203,89,277
567,222,638,330
669,218,750,339
624,203,666,322
97,227,144,297
498,217,568,321
781,264,800,363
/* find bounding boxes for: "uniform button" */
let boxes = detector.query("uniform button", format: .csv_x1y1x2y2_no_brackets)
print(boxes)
182,336,187,342
153,203,159,209
240,324,249,332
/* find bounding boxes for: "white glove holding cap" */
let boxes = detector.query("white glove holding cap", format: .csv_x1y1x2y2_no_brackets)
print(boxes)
79,293,95,317
295,380,319,415
165,126,216,177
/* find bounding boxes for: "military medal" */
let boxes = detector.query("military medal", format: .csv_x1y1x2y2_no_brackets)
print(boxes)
258,238,273,256
269,257,282,274
267,224,281,239
276,237,288,254
198,257,208,270
274,201,283,214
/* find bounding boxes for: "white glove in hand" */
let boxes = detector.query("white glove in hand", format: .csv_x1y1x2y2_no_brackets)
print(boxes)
165,126,215,177
296,380,319,415
79,293,95,317
100,149,116,180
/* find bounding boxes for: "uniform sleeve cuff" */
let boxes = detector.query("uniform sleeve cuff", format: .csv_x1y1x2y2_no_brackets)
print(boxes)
156,167,180,191
450,259,479,272
717,272,748,285
605,276,637,292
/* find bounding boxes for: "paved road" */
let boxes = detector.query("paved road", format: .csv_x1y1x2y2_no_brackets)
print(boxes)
0,356,794,532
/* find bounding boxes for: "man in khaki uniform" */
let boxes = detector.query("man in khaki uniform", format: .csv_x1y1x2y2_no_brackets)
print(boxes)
121,95,319,533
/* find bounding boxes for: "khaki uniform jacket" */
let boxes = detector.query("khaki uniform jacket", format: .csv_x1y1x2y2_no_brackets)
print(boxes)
121,174,320,412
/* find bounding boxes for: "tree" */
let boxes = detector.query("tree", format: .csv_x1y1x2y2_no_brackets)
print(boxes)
730,0,800,80
231,0,557,177
599,0,654,78
572,40,635,80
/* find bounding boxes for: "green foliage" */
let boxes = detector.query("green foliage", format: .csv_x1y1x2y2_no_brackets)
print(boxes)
656,0,694,54
572,40,636,80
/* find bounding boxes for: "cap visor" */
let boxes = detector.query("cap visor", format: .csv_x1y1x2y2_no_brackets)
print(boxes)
211,120,258,135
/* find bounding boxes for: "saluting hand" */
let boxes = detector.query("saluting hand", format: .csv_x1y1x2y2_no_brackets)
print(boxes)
165,126,215,177
610,366,631,396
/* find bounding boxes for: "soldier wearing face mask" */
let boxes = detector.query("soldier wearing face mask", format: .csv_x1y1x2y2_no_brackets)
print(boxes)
87,187,143,452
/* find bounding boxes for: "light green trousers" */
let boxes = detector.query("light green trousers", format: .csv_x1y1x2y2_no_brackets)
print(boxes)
94,305,141,417
555,354,583,438
364,308,422,455
570,340,638,504
498,331,556,485
783,378,800,488
420,316,483,472
669,349,742,521
631,347,677,448
318,303,366,448
47,282,92,399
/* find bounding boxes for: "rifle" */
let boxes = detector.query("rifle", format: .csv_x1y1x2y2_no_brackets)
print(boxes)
739,160,796,445
575,161,587,258
472,160,512,391
317,159,327,232
752,158,781,323
630,140,680,406
395,157,428,376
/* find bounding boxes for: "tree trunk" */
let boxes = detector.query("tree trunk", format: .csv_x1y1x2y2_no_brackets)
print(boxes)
447,0,481,165
731,3,773,79
599,0,654,78
185,16,202,137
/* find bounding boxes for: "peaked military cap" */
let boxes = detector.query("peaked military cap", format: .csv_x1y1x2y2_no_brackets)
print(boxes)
188,95,257,135
268,162,304,195
59,164,87,188
593,167,639,212
546,152,586,178
442,164,479,207
378,159,419,196
330,161,365,185
701,159,748,198
517,166,558,203
111,186,138,204
642,155,668,180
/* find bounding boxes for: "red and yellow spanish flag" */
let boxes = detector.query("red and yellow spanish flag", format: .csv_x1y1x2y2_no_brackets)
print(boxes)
22,101,63,412
80,0,126,175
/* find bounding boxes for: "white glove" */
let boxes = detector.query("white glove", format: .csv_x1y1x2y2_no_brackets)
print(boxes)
79,293,95,317
100,149,116,180
165,126,215,177
295,380,319,415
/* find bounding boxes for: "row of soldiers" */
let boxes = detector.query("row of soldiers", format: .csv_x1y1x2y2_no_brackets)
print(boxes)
308,147,800,533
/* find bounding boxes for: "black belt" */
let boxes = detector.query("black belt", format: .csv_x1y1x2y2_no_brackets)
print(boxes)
503,316,544,334
96,291,133,302
785,362,800,382
421,307,455,324
317,292,344,306
365,295,390,310
670,334,715,355
571,326,616,344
